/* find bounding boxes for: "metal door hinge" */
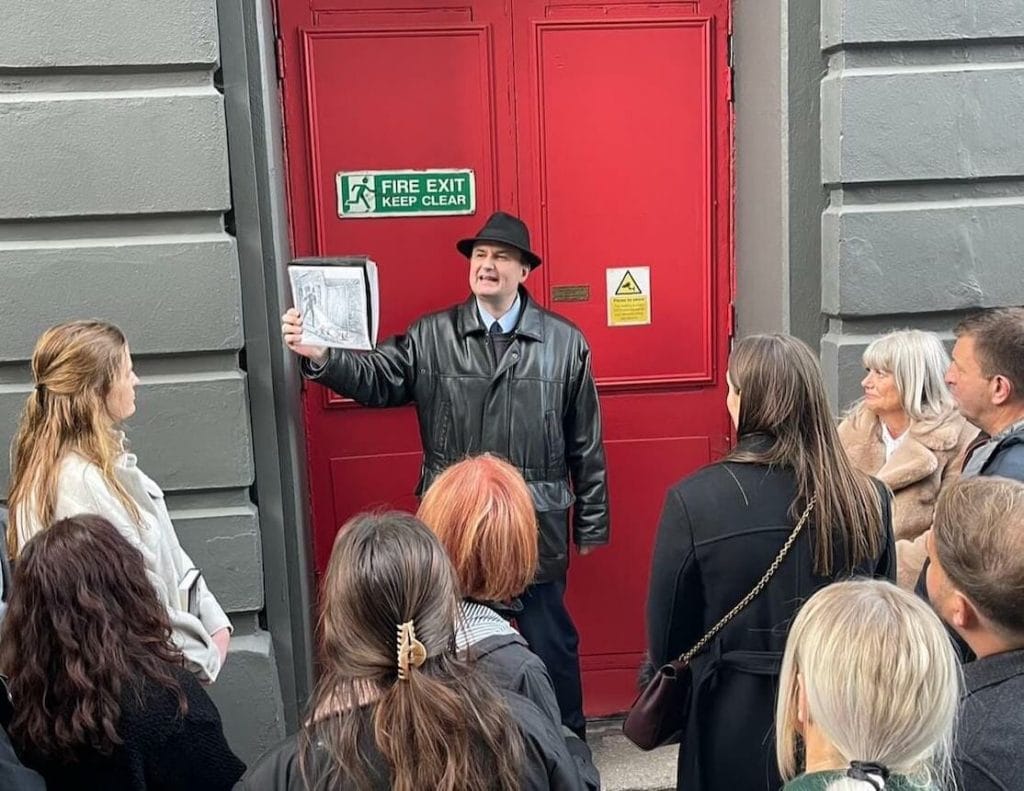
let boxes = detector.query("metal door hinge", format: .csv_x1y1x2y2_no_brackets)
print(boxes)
726,33,735,102
275,35,286,81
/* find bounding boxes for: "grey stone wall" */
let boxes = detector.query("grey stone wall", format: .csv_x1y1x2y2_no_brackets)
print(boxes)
0,0,283,763
734,0,827,346
820,0,1024,409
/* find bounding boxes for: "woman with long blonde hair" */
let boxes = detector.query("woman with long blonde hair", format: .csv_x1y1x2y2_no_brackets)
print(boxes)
776,580,960,790
237,512,585,790
645,334,895,791
7,320,231,682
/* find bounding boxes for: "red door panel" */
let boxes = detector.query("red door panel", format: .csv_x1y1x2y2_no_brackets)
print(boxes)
328,453,422,571
574,435,711,712
515,14,716,388
277,0,733,715
281,1,517,572
513,0,732,715
301,23,515,304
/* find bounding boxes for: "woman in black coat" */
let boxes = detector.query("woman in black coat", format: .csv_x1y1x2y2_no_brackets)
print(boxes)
238,512,585,791
645,334,896,791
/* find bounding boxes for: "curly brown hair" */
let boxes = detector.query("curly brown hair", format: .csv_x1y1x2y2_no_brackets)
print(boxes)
0,515,187,761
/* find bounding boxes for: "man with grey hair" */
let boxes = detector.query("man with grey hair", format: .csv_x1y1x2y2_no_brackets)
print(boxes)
927,476,1024,790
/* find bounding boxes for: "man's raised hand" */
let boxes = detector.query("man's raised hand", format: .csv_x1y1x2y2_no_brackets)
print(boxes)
281,308,329,364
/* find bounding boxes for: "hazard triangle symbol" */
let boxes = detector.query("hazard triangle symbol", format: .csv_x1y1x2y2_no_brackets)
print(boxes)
615,270,642,296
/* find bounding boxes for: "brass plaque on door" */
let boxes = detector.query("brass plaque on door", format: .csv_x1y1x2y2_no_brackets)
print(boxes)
551,285,591,302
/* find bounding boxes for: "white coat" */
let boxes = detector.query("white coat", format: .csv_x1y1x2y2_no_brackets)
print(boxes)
15,446,231,682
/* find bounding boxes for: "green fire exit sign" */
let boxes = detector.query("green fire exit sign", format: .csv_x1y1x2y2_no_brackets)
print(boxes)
336,169,476,218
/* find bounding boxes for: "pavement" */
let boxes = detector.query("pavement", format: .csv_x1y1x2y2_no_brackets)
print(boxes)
589,718,676,791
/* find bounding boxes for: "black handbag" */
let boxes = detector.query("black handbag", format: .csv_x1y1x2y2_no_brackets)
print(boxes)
623,496,816,750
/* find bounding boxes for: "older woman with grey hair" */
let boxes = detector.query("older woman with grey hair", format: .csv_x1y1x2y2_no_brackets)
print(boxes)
838,329,977,588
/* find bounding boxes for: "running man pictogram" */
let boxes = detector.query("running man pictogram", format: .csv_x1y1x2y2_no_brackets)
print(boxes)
345,175,376,213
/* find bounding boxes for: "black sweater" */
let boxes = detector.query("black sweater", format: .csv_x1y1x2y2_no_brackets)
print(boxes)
22,666,245,791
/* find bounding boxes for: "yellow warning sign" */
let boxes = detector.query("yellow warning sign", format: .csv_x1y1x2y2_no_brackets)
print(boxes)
615,270,643,296
610,296,650,325
606,266,651,326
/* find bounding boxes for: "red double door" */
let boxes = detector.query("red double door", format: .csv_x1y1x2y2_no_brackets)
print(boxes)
277,0,733,715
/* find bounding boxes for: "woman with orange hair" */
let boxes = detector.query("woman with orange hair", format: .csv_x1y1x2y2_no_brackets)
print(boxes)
417,454,599,790
417,454,556,719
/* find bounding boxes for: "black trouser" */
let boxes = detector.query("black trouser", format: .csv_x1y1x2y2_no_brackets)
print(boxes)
516,576,587,740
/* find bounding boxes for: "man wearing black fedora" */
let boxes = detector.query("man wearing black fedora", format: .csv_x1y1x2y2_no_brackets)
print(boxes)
282,210,609,739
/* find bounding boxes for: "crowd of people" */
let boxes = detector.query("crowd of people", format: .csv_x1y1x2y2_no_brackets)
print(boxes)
643,308,1024,791
0,210,1022,790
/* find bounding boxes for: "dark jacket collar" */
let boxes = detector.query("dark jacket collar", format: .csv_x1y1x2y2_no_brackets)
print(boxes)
735,432,775,454
465,597,523,619
466,630,530,659
457,286,544,341
964,648,1024,695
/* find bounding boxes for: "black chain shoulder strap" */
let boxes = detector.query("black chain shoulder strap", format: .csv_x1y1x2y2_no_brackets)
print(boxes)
677,495,817,664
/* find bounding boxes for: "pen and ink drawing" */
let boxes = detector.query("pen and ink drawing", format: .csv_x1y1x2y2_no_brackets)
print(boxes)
290,267,372,349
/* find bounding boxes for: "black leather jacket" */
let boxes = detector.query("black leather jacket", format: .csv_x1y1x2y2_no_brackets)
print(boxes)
305,287,609,582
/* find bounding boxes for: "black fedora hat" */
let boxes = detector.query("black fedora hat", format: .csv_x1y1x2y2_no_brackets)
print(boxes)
456,211,542,269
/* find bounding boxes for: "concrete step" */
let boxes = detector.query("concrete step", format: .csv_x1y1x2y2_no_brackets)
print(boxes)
589,718,676,791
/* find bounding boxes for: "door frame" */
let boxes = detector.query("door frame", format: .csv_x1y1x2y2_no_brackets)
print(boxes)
216,0,316,732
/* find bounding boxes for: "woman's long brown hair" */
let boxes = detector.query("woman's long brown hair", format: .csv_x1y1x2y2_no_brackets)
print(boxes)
7,320,140,556
301,512,524,791
0,516,186,761
728,334,886,574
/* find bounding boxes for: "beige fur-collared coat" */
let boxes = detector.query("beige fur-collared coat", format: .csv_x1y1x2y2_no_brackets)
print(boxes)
838,406,978,589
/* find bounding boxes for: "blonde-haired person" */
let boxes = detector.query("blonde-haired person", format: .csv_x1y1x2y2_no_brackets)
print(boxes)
838,329,977,589
6,321,231,683
646,334,895,791
776,580,960,791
